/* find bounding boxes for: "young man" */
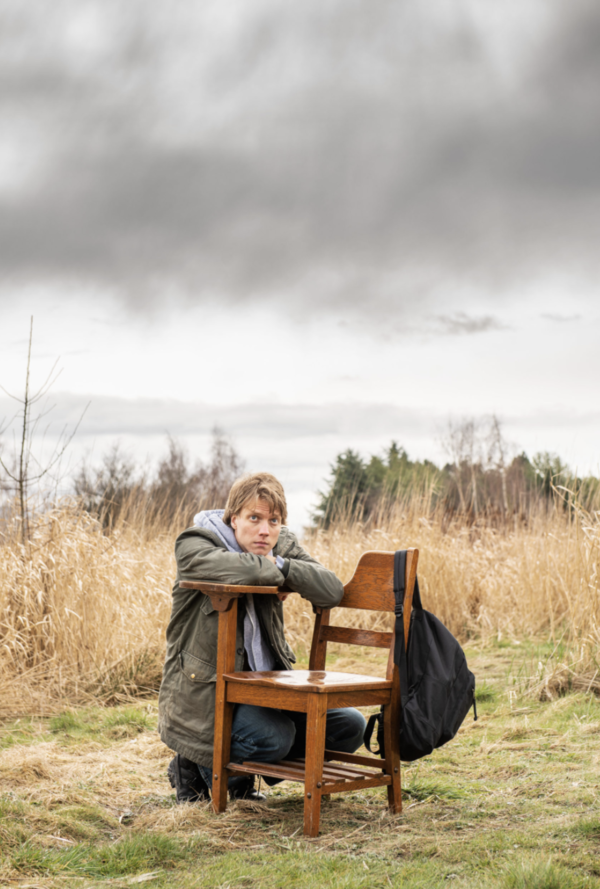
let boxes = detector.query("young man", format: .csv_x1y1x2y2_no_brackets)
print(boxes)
158,472,366,802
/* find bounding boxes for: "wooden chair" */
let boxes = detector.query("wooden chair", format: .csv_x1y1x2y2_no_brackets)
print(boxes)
180,548,418,837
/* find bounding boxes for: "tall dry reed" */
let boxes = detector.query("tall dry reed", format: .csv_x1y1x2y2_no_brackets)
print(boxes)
0,502,175,715
1,495,598,714
284,498,600,697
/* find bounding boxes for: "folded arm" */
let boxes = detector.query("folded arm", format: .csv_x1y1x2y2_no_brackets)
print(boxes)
176,529,285,588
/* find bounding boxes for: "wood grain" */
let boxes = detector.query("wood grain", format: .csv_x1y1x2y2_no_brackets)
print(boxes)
180,581,280,594
323,750,388,768
225,683,309,713
223,669,393,693
304,694,328,837
309,607,330,670
321,626,393,649
212,600,239,813
338,551,396,612
325,689,391,710
323,775,392,794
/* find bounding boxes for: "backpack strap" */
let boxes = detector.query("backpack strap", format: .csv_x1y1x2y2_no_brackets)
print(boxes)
363,712,379,753
392,549,422,705
393,550,409,708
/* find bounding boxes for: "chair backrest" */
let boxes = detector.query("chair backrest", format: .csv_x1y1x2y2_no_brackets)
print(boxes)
308,549,418,679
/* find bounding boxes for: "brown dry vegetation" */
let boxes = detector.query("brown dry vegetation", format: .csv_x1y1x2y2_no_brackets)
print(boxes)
0,494,599,717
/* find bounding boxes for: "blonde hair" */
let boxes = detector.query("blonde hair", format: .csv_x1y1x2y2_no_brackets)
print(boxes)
223,472,288,526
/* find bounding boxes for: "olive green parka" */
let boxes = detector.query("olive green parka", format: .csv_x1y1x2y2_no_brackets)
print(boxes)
157,526,344,767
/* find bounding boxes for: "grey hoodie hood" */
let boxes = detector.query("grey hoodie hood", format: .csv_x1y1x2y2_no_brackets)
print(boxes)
193,509,242,553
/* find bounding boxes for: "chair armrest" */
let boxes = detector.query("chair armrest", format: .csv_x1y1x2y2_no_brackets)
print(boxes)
180,581,280,594
179,580,285,612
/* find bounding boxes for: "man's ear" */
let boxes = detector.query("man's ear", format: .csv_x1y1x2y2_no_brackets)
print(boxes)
230,514,238,530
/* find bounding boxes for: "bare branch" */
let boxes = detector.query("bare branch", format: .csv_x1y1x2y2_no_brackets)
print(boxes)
0,384,24,402
0,454,19,483
26,403,90,483
29,360,62,404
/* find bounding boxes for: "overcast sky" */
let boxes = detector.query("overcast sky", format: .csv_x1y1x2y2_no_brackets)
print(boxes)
1,0,599,527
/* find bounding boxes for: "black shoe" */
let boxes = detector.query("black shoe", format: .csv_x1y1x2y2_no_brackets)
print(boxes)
167,754,210,803
229,776,266,802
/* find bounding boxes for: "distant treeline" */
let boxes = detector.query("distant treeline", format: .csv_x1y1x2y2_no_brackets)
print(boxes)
314,418,600,526
2,410,597,535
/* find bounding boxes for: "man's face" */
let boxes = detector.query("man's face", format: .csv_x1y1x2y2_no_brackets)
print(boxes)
230,498,282,555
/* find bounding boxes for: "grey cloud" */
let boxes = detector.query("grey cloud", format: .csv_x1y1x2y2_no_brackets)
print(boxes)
0,393,432,441
1,0,600,324
541,313,581,323
2,392,599,455
434,314,507,336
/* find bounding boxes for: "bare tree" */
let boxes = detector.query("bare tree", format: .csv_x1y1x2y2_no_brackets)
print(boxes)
485,414,510,515
73,442,142,530
194,427,245,507
0,318,87,544
74,427,245,530
441,417,482,515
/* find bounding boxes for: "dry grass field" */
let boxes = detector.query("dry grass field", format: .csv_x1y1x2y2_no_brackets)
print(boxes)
1,498,600,886
0,498,598,714
1,643,600,888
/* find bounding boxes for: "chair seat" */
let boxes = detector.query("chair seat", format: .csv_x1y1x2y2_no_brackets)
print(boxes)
222,668,392,694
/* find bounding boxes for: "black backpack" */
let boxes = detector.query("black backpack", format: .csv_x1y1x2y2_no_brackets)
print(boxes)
365,550,476,762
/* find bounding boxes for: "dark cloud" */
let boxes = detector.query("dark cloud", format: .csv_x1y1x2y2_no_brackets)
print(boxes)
1,0,600,324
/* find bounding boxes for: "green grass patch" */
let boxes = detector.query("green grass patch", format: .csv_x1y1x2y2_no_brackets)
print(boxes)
574,818,600,841
503,859,599,889
403,777,467,801
10,833,194,879
187,849,454,889
0,716,53,750
476,680,498,703
49,704,154,741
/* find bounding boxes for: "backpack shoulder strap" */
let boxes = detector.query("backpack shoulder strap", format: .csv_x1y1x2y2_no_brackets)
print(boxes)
393,550,409,705
393,550,423,701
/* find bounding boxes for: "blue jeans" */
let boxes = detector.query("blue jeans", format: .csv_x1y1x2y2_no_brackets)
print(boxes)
199,704,366,790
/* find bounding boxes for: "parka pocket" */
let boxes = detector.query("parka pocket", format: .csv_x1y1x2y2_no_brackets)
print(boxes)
179,650,216,683
200,594,215,616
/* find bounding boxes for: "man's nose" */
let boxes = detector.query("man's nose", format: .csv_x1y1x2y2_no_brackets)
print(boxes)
258,521,270,536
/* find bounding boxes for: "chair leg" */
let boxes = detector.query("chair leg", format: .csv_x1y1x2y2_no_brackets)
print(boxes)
383,699,402,814
304,694,328,838
212,602,239,814
213,680,234,814
383,696,402,815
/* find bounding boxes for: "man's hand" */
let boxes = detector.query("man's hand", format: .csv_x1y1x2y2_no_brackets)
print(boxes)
262,553,289,599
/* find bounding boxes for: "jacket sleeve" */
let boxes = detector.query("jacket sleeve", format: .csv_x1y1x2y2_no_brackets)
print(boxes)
176,529,285,587
279,535,344,609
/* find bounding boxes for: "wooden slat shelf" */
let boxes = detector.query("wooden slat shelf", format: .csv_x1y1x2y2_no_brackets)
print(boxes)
226,755,387,791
